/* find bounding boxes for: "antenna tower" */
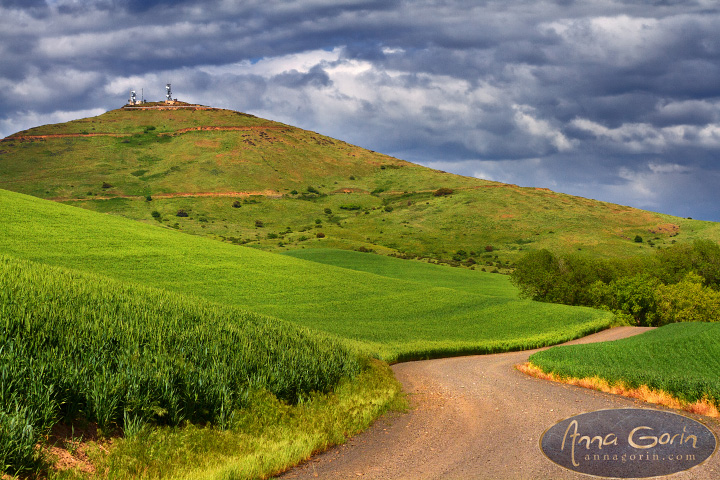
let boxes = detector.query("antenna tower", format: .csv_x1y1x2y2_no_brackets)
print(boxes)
166,84,172,103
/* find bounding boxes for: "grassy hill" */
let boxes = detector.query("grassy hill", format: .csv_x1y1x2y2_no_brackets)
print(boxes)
0,188,612,362
2,105,718,265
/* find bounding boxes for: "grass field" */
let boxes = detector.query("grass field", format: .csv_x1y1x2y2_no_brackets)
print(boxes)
0,254,361,476
284,248,516,296
0,188,614,363
528,323,720,407
3,106,718,265
0,187,618,476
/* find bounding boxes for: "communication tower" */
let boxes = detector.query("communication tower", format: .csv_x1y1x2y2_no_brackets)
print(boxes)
166,84,172,103
128,90,137,105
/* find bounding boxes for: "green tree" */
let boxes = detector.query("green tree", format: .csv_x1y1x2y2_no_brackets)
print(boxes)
656,240,720,288
590,274,660,326
655,272,720,325
511,249,560,301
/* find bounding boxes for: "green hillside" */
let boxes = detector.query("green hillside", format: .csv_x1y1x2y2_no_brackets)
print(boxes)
2,105,718,264
0,188,612,361
0,254,360,472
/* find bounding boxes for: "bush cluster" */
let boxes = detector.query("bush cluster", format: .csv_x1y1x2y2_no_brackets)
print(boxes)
511,240,720,326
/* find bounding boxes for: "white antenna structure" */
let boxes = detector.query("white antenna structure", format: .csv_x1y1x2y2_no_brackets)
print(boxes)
166,83,172,102
129,90,137,105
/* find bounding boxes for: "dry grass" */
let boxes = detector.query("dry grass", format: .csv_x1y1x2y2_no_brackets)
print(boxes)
517,362,720,418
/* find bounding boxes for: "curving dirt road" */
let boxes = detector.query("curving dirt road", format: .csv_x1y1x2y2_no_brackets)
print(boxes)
280,327,720,479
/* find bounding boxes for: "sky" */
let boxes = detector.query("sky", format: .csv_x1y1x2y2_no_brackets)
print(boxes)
1,1,719,222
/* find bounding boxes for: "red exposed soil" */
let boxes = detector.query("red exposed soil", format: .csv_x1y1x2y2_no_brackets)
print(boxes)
54,190,283,202
162,126,287,135
649,223,680,235
2,133,132,141
1,126,287,142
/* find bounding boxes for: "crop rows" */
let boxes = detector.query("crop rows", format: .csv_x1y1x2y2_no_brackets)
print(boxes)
529,322,720,407
0,254,360,475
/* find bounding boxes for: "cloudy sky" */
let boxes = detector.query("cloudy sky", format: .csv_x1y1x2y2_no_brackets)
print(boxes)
2,0,720,221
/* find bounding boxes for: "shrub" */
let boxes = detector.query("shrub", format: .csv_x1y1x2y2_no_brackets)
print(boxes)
323,208,332,215
433,187,454,197
384,206,393,212
656,239,720,288
102,182,113,189
232,200,242,208
290,190,298,195
267,233,278,239
340,204,362,210
176,209,188,217
145,195,152,202
315,219,322,224
634,235,643,243
655,273,720,325
316,232,325,238
484,245,494,252
590,275,660,326
151,211,161,219
306,186,320,195
255,220,264,228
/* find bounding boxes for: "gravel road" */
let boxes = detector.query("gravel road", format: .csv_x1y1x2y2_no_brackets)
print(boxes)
280,327,720,479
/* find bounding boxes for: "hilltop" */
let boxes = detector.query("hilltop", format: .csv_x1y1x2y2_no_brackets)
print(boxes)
1,104,718,265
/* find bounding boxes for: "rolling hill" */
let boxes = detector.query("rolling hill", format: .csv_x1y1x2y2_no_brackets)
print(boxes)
0,188,612,361
2,103,719,478
2,103,718,265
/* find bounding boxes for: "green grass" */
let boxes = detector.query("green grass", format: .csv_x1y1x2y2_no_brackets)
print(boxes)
3,106,718,265
0,253,361,475
283,248,515,296
528,323,720,406
0,188,614,362
83,360,404,480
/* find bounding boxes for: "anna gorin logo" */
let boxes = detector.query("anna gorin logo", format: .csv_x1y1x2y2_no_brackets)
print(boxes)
540,408,717,478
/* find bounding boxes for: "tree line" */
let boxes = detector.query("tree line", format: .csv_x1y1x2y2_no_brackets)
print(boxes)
510,240,720,326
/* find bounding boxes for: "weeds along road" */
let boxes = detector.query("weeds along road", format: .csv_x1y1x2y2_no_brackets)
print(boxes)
280,327,720,480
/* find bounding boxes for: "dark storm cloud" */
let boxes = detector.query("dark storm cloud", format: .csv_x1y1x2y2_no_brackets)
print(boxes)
2,0,720,220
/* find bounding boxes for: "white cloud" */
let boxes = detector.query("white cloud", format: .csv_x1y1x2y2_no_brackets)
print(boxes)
0,107,105,138
513,105,572,152
541,15,669,67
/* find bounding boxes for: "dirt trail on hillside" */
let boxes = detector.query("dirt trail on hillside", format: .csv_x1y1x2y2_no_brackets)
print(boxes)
52,190,283,202
1,125,285,142
280,327,720,479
